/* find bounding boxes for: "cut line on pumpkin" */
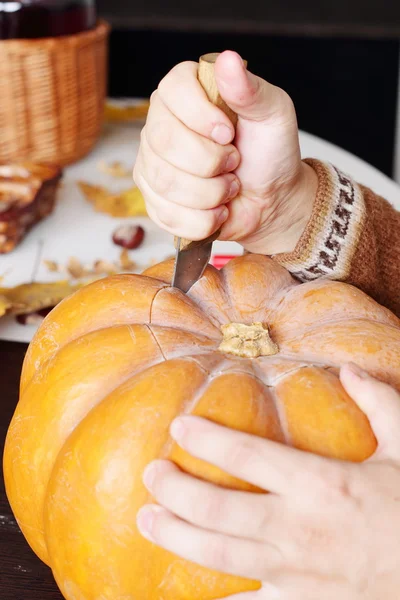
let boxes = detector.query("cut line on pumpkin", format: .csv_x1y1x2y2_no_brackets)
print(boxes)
145,324,167,362
149,286,222,341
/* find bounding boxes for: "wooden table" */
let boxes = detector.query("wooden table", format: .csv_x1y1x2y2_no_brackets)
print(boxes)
0,341,62,599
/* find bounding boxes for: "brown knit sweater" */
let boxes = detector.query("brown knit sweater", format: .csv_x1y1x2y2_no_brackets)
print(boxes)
274,159,400,318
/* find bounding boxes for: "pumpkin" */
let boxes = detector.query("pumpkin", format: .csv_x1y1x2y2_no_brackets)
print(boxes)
4,254,400,600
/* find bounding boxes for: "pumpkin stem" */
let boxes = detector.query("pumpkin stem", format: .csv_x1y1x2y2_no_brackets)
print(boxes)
218,322,279,358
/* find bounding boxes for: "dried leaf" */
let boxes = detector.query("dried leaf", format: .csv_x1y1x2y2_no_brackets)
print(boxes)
97,160,131,178
0,280,83,315
92,260,118,276
0,294,11,316
104,101,150,123
119,249,137,272
66,257,85,279
43,259,60,273
78,181,147,218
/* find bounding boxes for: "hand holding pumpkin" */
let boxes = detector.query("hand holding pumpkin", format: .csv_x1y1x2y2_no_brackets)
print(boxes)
138,363,400,599
133,50,317,255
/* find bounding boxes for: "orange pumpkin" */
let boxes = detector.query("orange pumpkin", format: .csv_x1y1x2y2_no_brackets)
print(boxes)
4,254,400,600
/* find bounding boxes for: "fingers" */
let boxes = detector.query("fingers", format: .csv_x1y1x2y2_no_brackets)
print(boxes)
135,132,240,209
219,594,261,600
136,504,281,580
225,575,360,600
157,60,236,143
137,174,229,239
264,573,359,600
215,51,295,124
144,92,240,177
169,417,331,495
142,460,283,541
340,363,400,459
134,87,241,239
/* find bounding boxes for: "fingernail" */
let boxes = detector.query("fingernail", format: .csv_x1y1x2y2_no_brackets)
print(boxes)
224,152,239,172
136,506,159,541
211,123,233,145
170,417,187,442
143,462,158,491
346,363,369,380
218,207,229,226
227,178,240,199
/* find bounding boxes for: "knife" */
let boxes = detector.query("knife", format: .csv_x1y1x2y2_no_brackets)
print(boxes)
172,52,243,293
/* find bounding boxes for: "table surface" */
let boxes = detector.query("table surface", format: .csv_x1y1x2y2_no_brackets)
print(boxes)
0,341,63,599
1,127,400,599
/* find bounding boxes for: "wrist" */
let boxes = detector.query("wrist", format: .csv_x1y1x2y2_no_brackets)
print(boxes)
283,161,318,251
243,161,318,255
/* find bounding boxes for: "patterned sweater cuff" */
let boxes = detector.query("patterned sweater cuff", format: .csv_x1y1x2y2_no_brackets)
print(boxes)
273,159,366,282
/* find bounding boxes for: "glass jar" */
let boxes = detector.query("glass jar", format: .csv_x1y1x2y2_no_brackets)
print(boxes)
0,0,96,39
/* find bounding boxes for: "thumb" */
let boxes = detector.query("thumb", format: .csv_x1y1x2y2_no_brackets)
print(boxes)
214,50,292,123
340,363,400,459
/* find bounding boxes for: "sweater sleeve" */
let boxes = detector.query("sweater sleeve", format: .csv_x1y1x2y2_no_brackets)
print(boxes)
273,158,400,317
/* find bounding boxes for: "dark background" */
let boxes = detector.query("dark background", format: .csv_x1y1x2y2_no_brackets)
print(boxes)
97,0,400,178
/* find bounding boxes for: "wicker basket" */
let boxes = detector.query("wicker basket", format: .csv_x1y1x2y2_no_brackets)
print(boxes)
0,20,110,166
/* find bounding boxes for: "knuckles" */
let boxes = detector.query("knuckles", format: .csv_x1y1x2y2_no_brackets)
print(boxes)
226,439,261,475
189,490,224,529
149,164,175,198
157,61,198,97
205,536,231,571
145,119,174,157
154,205,180,231
203,151,229,178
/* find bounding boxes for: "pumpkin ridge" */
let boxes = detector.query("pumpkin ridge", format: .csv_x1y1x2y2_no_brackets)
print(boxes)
146,323,167,361
9,325,167,561
148,283,166,326
254,361,330,387
187,353,260,379
218,264,242,324
247,359,292,445
269,382,292,446
148,325,219,360
155,363,213,467
183,356,272,387
149,284,222,340
40,350,186,553
280,316,400,339
19,275,170,394
21,322,161,400
276,353,341,371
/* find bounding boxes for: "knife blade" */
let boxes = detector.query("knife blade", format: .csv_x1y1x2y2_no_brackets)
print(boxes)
172,52,244,293
172,232,219,294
